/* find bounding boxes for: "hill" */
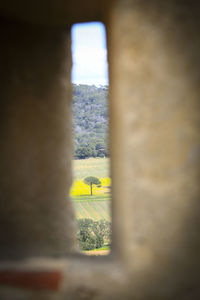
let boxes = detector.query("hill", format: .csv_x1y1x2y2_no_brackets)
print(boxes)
72,84,109,159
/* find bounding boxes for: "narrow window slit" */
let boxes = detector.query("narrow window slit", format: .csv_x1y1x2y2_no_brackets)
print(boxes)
70,22,111,255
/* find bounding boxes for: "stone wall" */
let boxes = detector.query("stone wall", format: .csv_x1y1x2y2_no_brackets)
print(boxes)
109,1,200,298
0,21,77,258
0,0,199,299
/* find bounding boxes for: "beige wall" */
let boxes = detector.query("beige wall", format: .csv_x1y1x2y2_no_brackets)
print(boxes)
0,21,77,259
109,1,200,298
0,0,199,299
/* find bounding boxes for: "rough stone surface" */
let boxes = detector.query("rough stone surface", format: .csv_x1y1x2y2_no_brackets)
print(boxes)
0,0,111,26
0,20,77,259
109,0,200,299
0,0,200,299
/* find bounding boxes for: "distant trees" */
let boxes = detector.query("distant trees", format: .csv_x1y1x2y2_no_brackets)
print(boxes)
75,146,91,159
84,177,101,196
72,84,109,159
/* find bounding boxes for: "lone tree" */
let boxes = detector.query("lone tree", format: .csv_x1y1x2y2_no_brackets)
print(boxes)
84,176,101,196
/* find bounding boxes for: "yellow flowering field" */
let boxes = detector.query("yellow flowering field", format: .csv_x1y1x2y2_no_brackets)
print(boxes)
70,177,111,196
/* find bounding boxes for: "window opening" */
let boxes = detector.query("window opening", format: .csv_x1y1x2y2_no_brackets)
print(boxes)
71,22,111,255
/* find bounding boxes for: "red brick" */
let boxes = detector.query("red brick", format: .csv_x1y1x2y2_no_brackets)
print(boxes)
0,270,62,290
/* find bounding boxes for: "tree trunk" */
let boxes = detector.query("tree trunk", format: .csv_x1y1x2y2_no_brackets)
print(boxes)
90,183,93,196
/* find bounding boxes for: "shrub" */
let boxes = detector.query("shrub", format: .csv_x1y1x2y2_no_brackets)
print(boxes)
77,218,111,251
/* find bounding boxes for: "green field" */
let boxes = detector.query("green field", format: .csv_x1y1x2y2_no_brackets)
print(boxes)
72,158,111,221
73,196,111,221
72,157,110,180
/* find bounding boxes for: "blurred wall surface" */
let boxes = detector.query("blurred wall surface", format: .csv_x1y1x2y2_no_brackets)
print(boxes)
0,0,199,299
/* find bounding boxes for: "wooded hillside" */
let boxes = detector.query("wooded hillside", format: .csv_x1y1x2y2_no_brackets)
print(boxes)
72,84,109,159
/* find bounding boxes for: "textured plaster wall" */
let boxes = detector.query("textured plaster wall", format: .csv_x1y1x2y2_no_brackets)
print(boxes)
0,0,200,299
0,21,77,259
109,0,200,298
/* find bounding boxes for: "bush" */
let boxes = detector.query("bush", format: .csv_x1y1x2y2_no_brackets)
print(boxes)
77,218,111,251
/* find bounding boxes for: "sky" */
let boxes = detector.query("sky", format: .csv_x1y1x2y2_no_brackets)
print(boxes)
71,22,109,86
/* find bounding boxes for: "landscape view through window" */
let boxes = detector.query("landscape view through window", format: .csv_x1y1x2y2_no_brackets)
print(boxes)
70,22,111,255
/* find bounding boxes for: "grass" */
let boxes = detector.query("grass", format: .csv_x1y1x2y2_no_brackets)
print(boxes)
92,245,110,251
83,250,110,256
72,157,110,180
83,244,110,256
73,196,111,221
73,195,110,201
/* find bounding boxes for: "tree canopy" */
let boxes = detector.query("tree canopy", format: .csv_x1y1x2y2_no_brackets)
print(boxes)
72,84,109,159
84,176,101,196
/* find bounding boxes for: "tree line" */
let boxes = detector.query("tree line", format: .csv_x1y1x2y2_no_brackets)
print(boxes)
72,84,109,159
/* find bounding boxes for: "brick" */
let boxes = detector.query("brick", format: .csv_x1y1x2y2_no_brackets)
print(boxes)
0,270,62,291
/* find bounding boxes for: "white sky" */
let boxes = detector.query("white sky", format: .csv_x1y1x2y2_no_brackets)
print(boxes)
71,22,109,86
